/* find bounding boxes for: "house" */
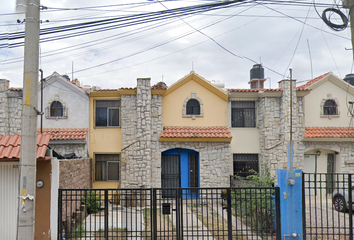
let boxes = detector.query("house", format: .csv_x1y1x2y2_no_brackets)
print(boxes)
227,64,309,178
89,72,233,190
298,72,354,175
37,72,90,157
0,73,92,240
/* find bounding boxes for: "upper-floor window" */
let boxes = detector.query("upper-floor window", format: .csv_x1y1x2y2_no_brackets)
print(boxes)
186,99,200,115
182,92,204,119
231,101,256,127
50,101,64,117
95,154,120,181
323,100,337,115
95,100,120,127
233,154,259,178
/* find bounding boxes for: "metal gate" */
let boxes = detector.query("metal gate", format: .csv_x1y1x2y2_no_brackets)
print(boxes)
303,173,354,239
161,155,180,198
58,187,281,239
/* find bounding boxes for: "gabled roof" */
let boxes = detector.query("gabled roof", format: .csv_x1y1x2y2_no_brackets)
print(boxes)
297,72,331,90
296,72,354,96
42,72,89,95
0,134,50,160
304,127,354,139
160,126,232,142
163,71,228,101
37,128,88,140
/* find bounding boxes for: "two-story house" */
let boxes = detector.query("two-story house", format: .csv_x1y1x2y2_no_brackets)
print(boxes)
89,72,233,190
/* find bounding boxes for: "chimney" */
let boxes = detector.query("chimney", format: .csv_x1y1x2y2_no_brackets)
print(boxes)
248,64,266,89
0,79,10,92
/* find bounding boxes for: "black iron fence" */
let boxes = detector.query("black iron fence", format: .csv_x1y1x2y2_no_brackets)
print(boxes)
303,173,354,239
58,187,281,239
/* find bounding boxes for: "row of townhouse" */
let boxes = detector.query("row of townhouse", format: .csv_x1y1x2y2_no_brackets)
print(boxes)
1,66,354,239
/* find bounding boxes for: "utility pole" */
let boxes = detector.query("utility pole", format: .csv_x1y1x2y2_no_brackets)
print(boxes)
350,0,354,61
17,0,40,239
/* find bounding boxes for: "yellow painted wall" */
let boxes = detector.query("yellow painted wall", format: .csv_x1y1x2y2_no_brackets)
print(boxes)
89,94,122,189
305,80,354,127
162,79,227,126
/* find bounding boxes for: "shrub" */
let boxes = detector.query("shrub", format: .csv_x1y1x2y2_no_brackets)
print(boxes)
82,191,102,214
231,165,276,233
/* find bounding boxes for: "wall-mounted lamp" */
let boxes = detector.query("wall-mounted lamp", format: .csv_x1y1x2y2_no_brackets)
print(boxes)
316,150,321,156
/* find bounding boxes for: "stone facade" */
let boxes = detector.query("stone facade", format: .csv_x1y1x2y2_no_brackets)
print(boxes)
121,78,232,188
0,79,22,135
258,80,306,176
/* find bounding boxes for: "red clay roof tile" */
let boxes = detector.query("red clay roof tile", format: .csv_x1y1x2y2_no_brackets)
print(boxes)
227,88,283,92
297,72,331,90
152,82,168,90
304,127,354,138
160,126,232,139
0,134,50,160
37,128,88,140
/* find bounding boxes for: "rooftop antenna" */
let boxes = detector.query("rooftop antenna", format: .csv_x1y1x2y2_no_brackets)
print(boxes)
72,61,74,80
307,39,313,80
192,62,194,71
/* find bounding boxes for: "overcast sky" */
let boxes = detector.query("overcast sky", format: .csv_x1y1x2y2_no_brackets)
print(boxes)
0,0,353,89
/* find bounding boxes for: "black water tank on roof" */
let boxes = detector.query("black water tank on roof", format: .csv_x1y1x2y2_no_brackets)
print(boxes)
250,64,264,80
344,74,354,86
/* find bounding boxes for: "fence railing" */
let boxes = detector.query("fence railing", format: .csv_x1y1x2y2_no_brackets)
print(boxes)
303,173,354,239
59,187,281,240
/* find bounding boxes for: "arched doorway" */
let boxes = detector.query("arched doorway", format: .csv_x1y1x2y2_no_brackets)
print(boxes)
161,148,199,197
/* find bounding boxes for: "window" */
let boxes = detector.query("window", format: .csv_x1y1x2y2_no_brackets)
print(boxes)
233,154,259,178
323,100,337,115
50,101,64,117
231,101,256,127
186,99,200,115
95,154,120,181
95,100,120,127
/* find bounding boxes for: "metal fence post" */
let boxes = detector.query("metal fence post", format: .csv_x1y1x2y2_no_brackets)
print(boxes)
104,190,109,239
226,188,232,240
302,173,306,240
275,187,281,240
152,189,157,240
349,174,353,240
58,189,62,240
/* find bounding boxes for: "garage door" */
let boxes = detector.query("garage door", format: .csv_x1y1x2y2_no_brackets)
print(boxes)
0,163,19,240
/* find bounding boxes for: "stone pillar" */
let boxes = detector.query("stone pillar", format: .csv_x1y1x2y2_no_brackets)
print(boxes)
121,78,153,188
136,78,152,188
0,79,10,135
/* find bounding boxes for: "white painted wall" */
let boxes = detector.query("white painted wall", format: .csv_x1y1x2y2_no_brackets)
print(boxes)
304,80,354,127
37,74,89,129
0,163,19,240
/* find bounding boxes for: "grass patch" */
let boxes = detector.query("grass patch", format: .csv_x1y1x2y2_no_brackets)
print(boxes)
93,227,129,239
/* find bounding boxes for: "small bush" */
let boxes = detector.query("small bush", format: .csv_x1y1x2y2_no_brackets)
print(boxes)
82,191,102,214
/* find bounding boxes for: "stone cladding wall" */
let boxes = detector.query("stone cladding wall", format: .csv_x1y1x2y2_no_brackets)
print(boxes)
258,80,305,177
0,80,22,135
159,142,232,188
121,79,154,188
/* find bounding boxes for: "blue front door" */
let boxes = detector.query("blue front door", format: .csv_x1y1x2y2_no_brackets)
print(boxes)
161,148,199,192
